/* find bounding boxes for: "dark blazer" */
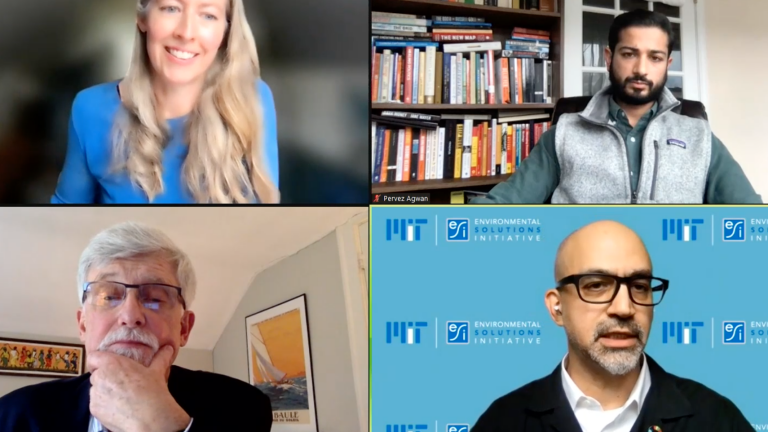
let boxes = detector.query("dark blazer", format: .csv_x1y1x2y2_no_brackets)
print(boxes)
472,355,753,432
0,365,273,431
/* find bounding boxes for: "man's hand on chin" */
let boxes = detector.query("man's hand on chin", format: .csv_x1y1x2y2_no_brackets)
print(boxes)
88,345,191,432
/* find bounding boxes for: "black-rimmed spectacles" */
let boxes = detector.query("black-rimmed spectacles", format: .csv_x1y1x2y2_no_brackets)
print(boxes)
556,273,669,306
82,281,187,311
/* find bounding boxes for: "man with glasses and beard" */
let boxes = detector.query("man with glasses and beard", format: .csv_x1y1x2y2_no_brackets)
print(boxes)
473,9,760,204
0,222,273,432
472,220,752,432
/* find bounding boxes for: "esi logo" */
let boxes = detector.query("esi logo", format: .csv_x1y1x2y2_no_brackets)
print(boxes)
662,218,704,241
446,425,469,432
446,321,469,344
446,218,470,242
386,321,428,344
386,218,428,242
722,218,746,242
662,321,704,344
386,425,428,432
723,321,746,344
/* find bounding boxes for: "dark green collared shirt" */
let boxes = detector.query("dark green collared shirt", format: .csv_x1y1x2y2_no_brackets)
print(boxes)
474,99,761,204
608,97,657,192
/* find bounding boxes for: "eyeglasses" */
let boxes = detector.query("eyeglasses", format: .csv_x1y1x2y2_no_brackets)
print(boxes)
82,281,187,311
556,273,669,306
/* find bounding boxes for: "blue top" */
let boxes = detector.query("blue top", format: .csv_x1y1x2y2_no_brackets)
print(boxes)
51,79,279,203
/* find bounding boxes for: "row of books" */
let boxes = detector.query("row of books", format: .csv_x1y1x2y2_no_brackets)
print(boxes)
372,12,552,47
437,0,557,11
371,111,551,183
372,13,552,105
372,12,498,42
372,43,553,105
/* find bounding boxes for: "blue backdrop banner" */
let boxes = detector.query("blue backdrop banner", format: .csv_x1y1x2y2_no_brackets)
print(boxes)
370,205,768,432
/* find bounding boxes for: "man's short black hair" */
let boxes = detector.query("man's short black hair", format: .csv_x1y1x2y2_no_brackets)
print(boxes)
609,9,675,56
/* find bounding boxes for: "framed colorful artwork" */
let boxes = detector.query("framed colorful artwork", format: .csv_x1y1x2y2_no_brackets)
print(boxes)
245,294,318,432
0,337,85,378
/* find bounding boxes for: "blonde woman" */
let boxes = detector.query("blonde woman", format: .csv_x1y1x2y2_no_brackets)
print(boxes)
52,0,279,203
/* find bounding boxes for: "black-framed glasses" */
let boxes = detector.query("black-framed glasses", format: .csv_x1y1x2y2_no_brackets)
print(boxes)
556,273,669,306
82,281,187,311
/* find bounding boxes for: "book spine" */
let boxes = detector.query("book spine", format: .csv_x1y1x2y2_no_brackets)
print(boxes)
372,23,429,33
424,46,436,104
491,119,497,176
454,123,464,179
500,124,507,175
418,129,427,180
442,52,451,104
412,49,420,104
418,50,426,104
437,127,445,179
372,53,381,102
372,17,431,26
395,129,405,181
461,120,472,178
403,127,412,181
433,34,494,42
373,126,385,182
486,50,496,104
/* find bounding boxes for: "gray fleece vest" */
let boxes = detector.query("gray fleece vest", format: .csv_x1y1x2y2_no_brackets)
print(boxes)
551,87,711,204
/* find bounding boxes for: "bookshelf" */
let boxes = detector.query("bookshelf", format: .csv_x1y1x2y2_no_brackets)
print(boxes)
371,0,565,204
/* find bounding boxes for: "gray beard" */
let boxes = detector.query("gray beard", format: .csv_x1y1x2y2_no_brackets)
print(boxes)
566,326,645,376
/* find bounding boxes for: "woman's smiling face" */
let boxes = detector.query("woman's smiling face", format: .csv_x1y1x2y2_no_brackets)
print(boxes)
138,0,229,86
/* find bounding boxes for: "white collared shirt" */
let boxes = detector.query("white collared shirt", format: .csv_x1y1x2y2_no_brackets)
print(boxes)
560,353,651,432
89,415,194,432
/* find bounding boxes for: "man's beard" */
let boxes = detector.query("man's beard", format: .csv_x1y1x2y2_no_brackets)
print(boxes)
566,319,646,376
97,327,160,367
609,60,667,106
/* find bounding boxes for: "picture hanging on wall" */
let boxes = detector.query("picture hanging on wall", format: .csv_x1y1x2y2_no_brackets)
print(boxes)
245,294,318,432
0,337,85,378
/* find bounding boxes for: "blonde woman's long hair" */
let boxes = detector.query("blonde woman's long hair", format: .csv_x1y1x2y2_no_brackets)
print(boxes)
112,0,279,203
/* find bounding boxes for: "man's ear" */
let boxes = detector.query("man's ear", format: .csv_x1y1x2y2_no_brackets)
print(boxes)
178,311,196,347
545,289,563,326
604,46,613,72
76,309,87,344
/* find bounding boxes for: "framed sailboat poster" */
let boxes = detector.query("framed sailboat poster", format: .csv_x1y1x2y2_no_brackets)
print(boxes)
245,294,318,432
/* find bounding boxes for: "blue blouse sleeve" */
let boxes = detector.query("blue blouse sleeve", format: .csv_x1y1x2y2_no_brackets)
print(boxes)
51,96,97,203
258,79,279,191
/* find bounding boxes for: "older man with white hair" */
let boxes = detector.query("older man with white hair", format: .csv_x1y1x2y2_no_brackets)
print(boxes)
0,222,273,432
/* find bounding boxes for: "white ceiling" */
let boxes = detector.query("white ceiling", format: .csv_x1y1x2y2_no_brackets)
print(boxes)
0,207,365,350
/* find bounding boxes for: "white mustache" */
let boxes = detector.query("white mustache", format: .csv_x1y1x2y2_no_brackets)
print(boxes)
97,327,160,365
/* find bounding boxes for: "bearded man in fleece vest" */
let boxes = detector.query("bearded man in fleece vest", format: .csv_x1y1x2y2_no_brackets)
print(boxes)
473,9,761,204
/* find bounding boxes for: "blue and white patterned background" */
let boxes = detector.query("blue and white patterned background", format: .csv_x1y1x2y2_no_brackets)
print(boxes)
371,206,768,432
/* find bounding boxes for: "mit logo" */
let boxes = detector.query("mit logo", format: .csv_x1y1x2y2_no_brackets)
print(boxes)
386,218,428,242
386,321,428,344
662,218,704,241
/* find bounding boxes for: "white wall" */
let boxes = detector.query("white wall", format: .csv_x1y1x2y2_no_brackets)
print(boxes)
702,0,768,199
213,231,363,432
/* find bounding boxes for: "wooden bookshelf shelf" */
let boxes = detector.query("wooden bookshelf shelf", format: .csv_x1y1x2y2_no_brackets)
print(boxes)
372,174,511,193
371,0,560,27
373,103,555,110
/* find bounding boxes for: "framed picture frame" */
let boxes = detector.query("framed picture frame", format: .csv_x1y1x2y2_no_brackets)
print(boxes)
245,294,318,432
0,337,85,378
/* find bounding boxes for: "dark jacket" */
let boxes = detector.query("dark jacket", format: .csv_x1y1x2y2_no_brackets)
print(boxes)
472,355,752,432
0,365,273,432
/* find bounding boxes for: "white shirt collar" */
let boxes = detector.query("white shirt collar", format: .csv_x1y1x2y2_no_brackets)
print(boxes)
560,352,651,412
89,416,105,432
